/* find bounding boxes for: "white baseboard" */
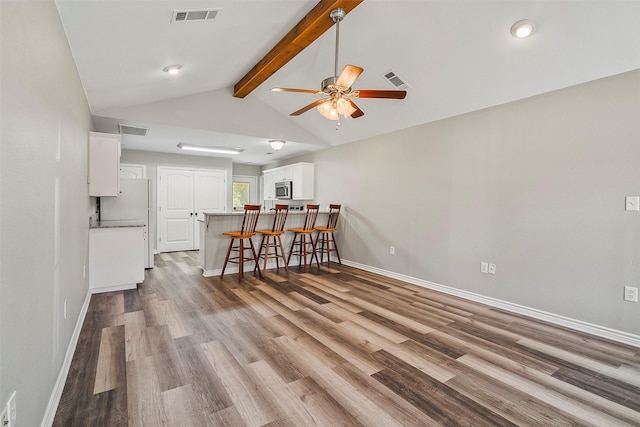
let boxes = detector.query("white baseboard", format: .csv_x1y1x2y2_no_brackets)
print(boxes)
340,259,640,348
90,283,137,294
41,289,92,427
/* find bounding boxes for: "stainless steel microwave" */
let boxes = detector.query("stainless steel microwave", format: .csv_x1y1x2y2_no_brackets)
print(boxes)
275,180,293,199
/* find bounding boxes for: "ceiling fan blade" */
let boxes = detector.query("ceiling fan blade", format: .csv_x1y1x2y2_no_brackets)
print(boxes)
271,87,322,94
335,64,364,88
347,99,364,118
291,99,328,116
353,89,407,99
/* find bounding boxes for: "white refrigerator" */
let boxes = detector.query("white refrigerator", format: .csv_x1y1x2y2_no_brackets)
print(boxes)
100,178,154,268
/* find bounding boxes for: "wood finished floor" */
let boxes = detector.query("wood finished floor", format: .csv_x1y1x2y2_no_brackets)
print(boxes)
54,251,640,426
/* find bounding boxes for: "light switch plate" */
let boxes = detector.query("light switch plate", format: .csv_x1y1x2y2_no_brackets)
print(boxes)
625,196,639,211
480,262,488,273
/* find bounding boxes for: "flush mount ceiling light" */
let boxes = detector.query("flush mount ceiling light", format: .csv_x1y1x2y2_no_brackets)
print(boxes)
268,140,285,151
510,19,536,38
163,64,182,75
177,142,243,154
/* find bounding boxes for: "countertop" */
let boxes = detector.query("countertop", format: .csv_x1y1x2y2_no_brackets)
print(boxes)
203,210,326,216
90,220,146,229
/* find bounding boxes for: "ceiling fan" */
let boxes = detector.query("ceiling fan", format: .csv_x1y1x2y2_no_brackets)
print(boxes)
271,8,407,123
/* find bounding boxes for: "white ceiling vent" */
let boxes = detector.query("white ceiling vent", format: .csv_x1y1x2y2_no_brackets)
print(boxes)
171,8,220,23
382,70,411,89
118,124,148,137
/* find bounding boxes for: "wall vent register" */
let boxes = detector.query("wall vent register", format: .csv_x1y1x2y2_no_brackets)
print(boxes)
118,124,148,137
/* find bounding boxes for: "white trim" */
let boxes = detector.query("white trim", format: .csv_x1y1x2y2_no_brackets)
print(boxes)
90,283,137,294
41,290,92,427
232,175,258,207
202,268,219,277
339,259,640,348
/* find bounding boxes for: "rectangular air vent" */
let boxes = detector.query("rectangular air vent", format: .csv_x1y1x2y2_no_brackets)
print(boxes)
118,124,148,137
171,8,220,23
382,70,411,89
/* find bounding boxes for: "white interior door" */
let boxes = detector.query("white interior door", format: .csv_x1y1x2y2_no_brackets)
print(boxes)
158,168,194,252
194,170,227,249
157,167,227,252
120,163,146,179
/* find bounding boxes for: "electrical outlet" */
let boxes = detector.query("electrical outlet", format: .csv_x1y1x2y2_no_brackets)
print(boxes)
7,391,16,427
389,246,395,255
488,263,496,275
626,196,640,211
480,262,488,273
624,286,638,302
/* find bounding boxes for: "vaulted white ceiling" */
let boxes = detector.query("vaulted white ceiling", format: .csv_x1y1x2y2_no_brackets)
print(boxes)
55,0,640,165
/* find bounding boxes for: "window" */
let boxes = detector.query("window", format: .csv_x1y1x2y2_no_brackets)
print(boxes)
233,181,250,210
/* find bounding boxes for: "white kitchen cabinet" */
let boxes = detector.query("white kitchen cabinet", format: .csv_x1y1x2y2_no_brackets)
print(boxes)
89,132,121,196
89,226,144,293
276,166,294,182
292,163,314,200
263,170,276,199
263,162,315,201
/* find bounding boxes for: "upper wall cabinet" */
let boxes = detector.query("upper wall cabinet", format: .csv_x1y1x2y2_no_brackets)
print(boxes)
291,163,314,200
263,162,314,200
89,132,121,196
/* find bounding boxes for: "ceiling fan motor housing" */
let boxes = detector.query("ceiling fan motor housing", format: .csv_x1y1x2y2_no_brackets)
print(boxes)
321,76,349,94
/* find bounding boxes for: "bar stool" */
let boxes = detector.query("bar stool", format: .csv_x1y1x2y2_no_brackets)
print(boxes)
287,204,320,271
254,204,289,274
315,204,342,266
221,204,262,282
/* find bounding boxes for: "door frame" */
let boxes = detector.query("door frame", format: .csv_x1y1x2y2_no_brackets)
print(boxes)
231,175,258,211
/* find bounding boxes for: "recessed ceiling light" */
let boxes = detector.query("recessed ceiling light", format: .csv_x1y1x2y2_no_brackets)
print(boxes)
177,142,243,154
163,64,182,75
510,19,536,38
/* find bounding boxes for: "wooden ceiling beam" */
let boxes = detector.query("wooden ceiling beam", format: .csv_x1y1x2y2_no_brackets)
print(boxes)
233,0,364,98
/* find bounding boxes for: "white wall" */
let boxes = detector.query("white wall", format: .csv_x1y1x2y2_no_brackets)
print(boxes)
269,69,640,337
0,1,94,425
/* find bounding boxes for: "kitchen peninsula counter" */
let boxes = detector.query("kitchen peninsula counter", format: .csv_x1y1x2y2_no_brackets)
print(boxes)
90,220,145,229
199,210,328,276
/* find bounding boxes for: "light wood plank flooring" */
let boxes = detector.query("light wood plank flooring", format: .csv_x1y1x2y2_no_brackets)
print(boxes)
54,251,640,426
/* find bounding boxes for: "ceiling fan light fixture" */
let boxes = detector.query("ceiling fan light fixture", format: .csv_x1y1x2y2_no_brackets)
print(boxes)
317,98,355,120
268,139,285,151
317,100,339,120
510,19,535,38
336,98,356,116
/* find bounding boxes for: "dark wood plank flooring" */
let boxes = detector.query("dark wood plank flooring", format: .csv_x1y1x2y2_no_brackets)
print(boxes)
54,251,640,426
